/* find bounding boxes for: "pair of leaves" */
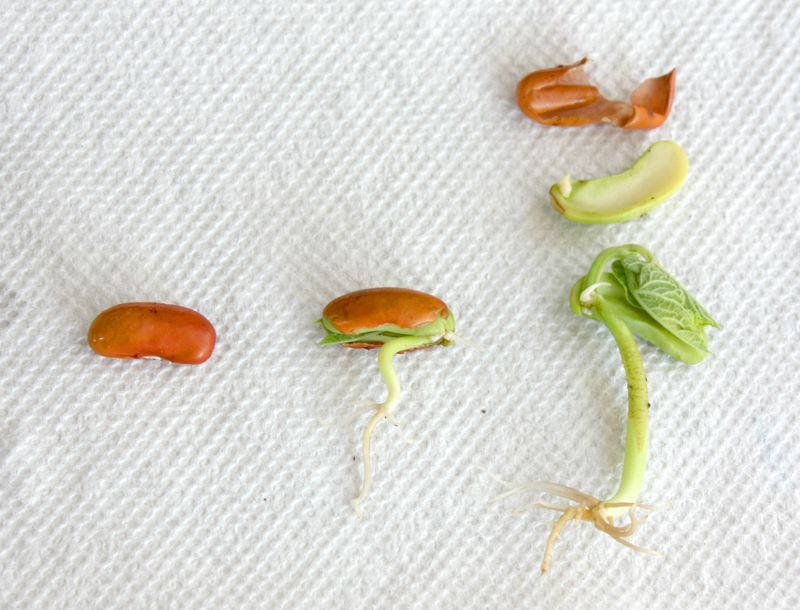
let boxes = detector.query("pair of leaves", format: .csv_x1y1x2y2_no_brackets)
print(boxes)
611,254,719,354
316,318,422,346
318,330,388,346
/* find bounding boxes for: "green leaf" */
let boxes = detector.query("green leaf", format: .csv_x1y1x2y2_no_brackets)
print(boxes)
620,254,719,353
590,273,708,364
318,332,358,345
318,331,389,346
611,260,644,310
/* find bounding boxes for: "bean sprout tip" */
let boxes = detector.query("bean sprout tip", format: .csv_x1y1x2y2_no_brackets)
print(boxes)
558,174,572,197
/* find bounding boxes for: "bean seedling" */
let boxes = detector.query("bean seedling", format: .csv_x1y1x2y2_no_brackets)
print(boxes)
479,245,718,573
318,287,483,517
549,141,688,224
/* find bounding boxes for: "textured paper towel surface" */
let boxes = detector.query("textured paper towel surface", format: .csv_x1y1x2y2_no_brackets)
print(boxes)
1,1,799,608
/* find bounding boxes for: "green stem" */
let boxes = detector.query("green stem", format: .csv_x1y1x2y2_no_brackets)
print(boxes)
351,335,435,517
584,244,650,287
593,298,649,520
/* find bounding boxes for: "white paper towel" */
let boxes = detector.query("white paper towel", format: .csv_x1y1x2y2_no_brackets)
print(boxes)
1,1,799,608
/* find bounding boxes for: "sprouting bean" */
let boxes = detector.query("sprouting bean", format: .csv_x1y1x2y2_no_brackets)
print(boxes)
318,287,484,516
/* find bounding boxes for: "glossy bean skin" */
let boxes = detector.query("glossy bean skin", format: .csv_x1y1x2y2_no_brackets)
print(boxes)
323,287,449,334
88,303,215,364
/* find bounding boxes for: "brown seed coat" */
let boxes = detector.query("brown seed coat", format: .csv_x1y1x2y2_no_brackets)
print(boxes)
323,288,449,335
88,303,216,364
516,58,675,129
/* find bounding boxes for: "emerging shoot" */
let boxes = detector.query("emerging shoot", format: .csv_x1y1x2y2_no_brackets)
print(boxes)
318,287,483,517
481,245,718,573
550,141,688,224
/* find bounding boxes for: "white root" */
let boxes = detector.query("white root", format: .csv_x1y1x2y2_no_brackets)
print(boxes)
386,413,415,443
442,331,487,352
475,464,667,574
321,404,415,443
